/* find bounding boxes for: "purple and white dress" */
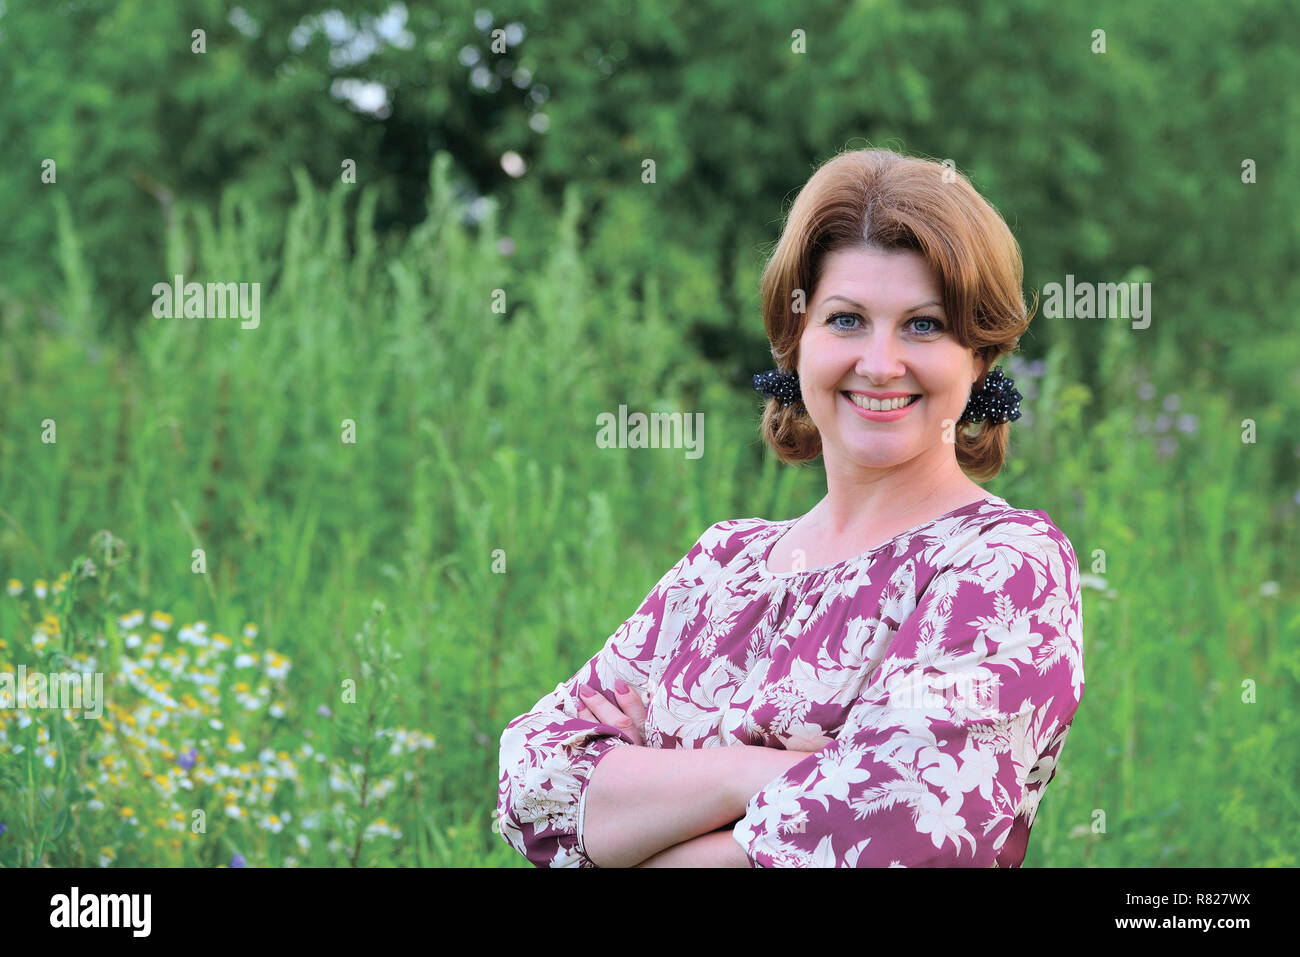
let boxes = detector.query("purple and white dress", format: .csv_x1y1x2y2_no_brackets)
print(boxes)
497,495,1085,867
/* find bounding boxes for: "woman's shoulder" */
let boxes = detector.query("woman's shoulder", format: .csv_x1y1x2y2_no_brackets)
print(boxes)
976,497,1078,555
690,515,780,555
947,496,1082,589
669,515,781,575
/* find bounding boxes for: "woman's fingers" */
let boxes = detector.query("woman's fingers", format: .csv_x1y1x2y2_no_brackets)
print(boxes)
577,682,642,746
612,680,646,728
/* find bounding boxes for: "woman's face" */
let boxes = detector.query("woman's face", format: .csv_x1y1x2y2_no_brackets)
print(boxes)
797,245,982,473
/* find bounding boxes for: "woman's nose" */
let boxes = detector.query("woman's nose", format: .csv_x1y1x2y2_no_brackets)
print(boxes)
854,331,907,380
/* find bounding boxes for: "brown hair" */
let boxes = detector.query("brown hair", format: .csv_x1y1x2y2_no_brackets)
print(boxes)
756,147,1035,481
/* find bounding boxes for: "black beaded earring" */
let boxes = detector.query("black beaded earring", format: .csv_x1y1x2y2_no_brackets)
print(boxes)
958,366,1023,424
752,364,1024,424
752,369,802,408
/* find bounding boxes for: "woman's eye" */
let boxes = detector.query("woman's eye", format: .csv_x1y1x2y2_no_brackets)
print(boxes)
827,313,944,334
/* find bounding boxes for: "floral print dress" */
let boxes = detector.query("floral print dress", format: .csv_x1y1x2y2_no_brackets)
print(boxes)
497,495,1085,867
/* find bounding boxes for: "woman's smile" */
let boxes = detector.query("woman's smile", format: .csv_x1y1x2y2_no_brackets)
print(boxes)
842,390,922,420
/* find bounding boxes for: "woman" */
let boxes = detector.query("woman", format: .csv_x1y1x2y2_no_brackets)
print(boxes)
496,147,1085,867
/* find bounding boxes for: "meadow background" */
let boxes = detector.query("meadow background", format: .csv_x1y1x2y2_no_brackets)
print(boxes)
1,0,1298,867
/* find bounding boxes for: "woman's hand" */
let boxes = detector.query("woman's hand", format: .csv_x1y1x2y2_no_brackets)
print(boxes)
576,679,646,747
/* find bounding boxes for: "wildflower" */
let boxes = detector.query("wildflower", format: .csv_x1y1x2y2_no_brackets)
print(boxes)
1161,394,1180,412
230,853,246,868
269,702,286,718
179,748,198,771
0,822,6,836
1259,581,1280,598
265,652,290,680
1137,381,1155,402
150,611,173,631
118,609,144,630
5,580,21,596
317,704,332,718
242,623,258,639
34,579,48,599
234,653,256,669
1176,413,1198,434
364,818,402,840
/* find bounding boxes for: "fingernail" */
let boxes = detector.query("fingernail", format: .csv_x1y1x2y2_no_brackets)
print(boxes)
579,683,594,697
614,679,629,694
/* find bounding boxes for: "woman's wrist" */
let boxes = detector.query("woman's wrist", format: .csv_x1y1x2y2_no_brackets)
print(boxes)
633,828,752,868
726,744,815,816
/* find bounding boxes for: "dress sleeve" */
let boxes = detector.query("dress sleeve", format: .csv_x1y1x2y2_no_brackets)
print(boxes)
732,518,1086,867
496,523,719,868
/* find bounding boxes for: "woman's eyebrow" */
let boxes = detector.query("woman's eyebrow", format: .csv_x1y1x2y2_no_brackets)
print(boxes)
821,294,944,313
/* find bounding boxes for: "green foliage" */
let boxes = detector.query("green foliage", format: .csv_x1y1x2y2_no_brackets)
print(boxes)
1,0,1297,867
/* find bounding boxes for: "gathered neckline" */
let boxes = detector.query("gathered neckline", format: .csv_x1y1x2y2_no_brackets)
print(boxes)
757,496,1002,580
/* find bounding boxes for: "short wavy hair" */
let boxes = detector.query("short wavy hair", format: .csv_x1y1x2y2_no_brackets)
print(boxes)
756,147,1035,481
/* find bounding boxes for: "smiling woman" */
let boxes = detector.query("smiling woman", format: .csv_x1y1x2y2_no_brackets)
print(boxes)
496,147,1083,868
757,148,1035,484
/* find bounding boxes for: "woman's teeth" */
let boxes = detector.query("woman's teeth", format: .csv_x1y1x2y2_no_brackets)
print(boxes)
845,393,920,411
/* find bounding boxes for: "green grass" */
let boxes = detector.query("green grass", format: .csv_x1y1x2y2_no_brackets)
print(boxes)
1,154,1297,866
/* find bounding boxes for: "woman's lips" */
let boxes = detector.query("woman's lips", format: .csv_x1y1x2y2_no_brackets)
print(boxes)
842,392,920,421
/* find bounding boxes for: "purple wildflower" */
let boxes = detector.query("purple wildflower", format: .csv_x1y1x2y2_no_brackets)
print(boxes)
179,748,198,771
230,853,246,868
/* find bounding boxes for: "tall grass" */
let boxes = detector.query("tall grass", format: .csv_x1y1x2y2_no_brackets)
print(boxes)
1,153,1296,866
